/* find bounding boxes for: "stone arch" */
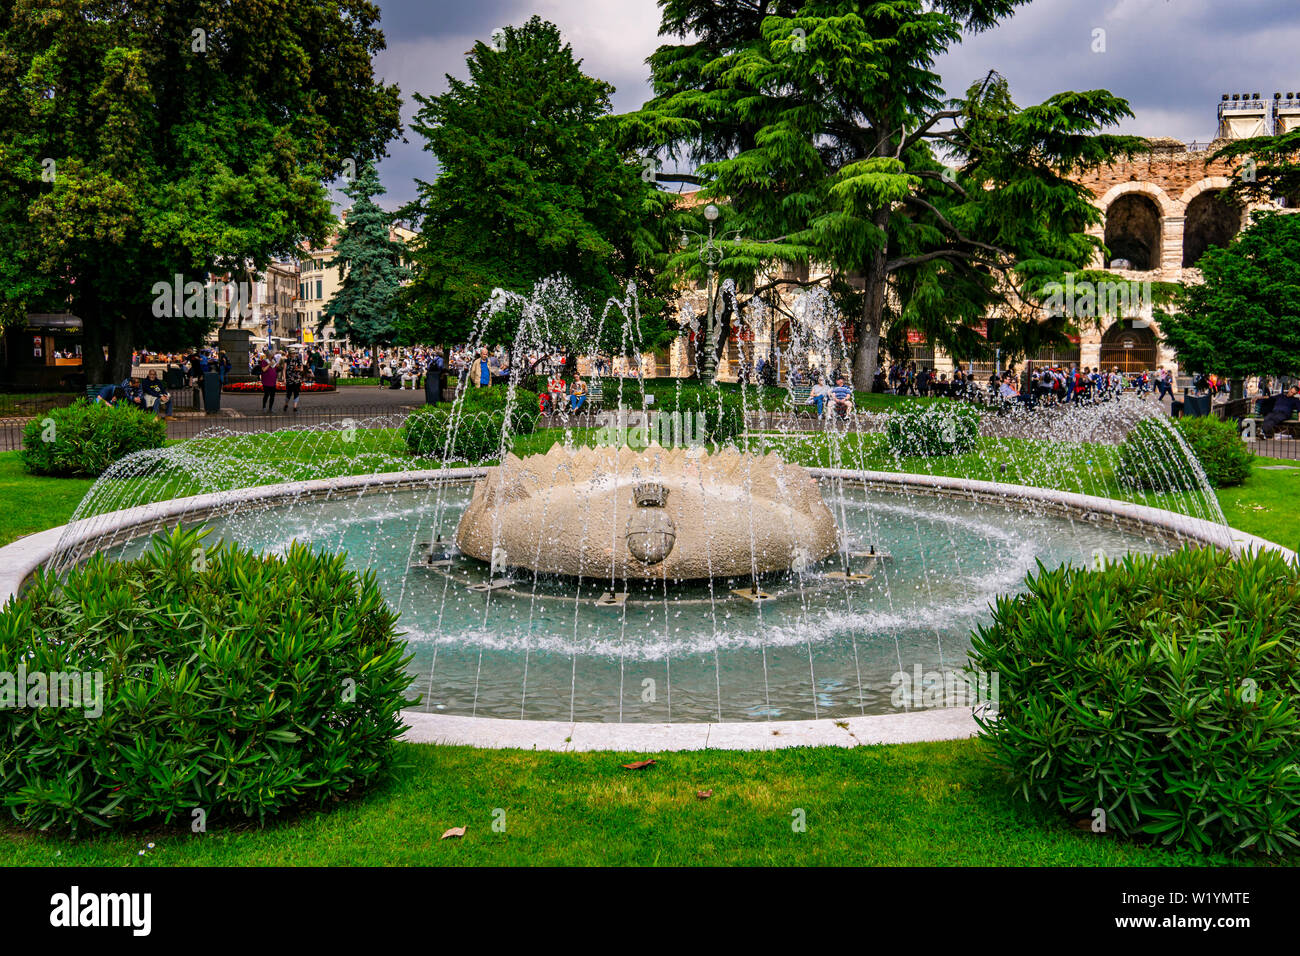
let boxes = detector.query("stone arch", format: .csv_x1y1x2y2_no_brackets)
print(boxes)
1181,186,1243,267
1178,176,1234,207
1099,319,1158,374
1103,192,1164,271
1096,180,1180,218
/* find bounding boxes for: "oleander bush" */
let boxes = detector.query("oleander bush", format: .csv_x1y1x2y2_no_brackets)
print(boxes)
653,389,746,446
20,398,167,478
970,547,1300,856
884,402,980,458
401,387,539,461
457,384,541,433
1118,415,1254,490
0,526,415,834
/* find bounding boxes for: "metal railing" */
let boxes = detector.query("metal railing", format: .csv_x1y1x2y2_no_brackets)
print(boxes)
0,403,418,452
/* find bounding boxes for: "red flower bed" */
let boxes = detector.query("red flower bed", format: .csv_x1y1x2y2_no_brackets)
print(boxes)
222,381,336,393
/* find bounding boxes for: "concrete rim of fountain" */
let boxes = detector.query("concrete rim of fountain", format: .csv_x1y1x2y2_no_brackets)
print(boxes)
1,467,1291,752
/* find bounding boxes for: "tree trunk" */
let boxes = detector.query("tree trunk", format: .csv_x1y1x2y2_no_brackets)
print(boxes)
852,247,889,392
1230,377,1246,401
110,315,134,382
82,310,107,384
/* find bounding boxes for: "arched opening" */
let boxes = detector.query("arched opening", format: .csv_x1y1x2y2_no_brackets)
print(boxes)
1099,320,1157,374
1182,190,1242,267
1104,193,1163,270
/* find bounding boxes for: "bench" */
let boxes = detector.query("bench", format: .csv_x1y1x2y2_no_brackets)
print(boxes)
1240,415,1300,440
86,383,111,401
787,384,817,416
586,380,604,411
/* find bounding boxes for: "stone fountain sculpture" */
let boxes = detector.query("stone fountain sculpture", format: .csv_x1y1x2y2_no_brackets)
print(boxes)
454,444,839,580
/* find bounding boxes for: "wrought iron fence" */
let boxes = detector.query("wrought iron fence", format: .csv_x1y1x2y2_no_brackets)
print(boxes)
0,403,418,452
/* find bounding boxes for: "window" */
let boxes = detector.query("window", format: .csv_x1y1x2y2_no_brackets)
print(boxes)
909,344,935,371
316,279,322,299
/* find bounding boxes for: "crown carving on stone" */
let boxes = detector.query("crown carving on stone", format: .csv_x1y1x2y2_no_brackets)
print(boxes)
633,480,668,508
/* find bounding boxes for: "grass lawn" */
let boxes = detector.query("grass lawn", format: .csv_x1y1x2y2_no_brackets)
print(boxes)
0,392,78,417
1215,458,1300,553
0,454,94,547
0,430,1294,867
0,740,1251,867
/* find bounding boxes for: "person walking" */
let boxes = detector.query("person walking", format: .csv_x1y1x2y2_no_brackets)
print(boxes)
280,350,304,413
258,353,278,412
424,349,445,405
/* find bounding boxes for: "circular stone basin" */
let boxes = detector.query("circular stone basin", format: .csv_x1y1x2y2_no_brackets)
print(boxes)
454,446,839,580
95,477,1179,723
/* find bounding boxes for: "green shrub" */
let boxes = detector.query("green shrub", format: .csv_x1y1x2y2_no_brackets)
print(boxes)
884,402,980,458
20,398,167,477
458,385,540,435
401,387,539,462
1117,415,1253,490
1177,415,1254,487
0,526,414,834
970,547,1300,856
653,389,745,446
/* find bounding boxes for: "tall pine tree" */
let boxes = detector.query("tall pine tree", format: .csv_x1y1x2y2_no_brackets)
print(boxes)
323,164,409,370
401,16,677,354
629,0,1146,389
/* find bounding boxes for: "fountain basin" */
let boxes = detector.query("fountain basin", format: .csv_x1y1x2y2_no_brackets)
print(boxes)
7,466,1289,735
454,445,838,580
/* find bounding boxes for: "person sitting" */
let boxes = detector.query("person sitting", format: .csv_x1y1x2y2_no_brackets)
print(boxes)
569,378,589,413
809,378,833,417
400,360,418,390
95,383,125,405
547,373,567,415
830,377,853,419
141,370,175,419
1261,386,1300,439
999,373,1032,408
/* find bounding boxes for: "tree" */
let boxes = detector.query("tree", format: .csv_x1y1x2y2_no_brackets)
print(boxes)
1159,212,1300,398
1212,128,1300,209
323,164,409,372
629,0,1146,389
401,16,678,357
0,0,401,381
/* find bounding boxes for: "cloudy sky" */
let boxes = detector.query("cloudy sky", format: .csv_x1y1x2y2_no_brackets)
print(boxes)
361,0,1300,210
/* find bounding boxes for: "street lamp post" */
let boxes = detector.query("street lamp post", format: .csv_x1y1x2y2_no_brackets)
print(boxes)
679,204,740,385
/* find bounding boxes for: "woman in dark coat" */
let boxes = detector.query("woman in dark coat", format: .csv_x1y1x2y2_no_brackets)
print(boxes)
424,348,445,405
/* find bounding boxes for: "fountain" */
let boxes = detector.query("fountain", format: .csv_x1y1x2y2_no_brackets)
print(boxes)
452,445,838,580
3,277,1287,732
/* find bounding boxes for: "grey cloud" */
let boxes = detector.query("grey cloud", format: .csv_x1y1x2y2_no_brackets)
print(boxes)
365,0,1298,207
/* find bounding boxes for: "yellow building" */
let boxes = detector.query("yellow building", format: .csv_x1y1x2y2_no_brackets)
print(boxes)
296,216,416,349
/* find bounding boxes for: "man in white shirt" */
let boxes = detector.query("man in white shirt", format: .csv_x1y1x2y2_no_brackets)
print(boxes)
810,380,833,417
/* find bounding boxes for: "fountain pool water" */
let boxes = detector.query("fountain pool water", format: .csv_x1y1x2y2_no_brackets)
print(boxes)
87,473,1180,723
21,279,1260,731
